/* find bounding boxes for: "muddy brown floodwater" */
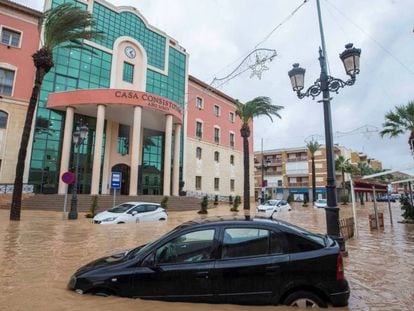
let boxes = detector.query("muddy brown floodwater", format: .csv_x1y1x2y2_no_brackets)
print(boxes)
0,202,413,310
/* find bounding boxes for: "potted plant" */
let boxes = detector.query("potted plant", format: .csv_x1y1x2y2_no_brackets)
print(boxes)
86,195,98,218
160,196,169,210
302,197,308,207
340,194,349,205
198,195,209,214
229,195,233,205
214,195,219,206
231,195,241,212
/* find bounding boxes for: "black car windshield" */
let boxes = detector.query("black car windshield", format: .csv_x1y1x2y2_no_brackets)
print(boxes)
108,203,136,213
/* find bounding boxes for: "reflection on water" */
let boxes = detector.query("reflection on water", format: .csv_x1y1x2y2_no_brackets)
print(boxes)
0,203,413,310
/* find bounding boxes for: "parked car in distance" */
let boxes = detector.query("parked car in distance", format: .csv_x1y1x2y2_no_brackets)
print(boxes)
314,199,327,208
92,202,167,224
256,200,291,216
69,216,350,308
376,196,396,203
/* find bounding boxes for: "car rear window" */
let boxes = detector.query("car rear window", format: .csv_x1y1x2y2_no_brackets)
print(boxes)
285,233,324,253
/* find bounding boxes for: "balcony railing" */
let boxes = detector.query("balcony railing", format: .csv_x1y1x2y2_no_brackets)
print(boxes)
266,171,282,176
287,157,308,162
288,182,309,187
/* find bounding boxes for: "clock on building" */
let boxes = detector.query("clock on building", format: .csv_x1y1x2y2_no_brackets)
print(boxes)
124,46,136,59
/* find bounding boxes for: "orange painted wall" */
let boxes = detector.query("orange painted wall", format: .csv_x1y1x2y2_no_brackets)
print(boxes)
187,81,253,153
0,13,40,101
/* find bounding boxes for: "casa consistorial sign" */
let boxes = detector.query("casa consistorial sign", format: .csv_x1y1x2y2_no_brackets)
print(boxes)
47,89,183,121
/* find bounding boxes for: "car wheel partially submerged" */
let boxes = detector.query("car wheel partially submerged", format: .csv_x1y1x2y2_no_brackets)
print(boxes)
284,290,327,308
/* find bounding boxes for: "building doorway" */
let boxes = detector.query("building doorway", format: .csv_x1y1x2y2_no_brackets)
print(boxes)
111,163,130,195
139,129,164,195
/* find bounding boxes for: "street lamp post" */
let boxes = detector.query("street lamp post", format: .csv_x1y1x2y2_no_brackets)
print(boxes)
260,138,271,204
288,0,361,251
68,121,88,220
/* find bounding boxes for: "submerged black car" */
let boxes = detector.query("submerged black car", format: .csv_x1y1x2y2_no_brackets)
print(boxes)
68,216,349,308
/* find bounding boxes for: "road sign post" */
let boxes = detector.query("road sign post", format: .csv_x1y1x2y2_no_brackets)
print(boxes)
61,172,75,219
111,172,122,207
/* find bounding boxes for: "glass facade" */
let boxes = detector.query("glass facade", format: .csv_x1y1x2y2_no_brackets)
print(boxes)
28,0,187,194
140,129,164,195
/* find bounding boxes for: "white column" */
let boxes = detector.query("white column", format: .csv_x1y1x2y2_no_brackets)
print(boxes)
163,114,173,196
58,106,75,194
91,104,105,195
129,106,142,195
172,123,182,196
101,120,112,195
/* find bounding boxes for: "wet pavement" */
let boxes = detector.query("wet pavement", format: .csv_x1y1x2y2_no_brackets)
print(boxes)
0,202,413,310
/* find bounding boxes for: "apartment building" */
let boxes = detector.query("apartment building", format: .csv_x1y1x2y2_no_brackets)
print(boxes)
185,75,254,199
350,151,382,170
0,0,41,185
254,145,382,202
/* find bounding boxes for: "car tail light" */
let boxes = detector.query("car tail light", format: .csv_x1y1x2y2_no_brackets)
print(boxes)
336,253,344,280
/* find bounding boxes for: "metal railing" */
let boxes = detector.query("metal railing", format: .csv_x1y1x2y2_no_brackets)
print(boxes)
0,183,34,194
287,157,308,162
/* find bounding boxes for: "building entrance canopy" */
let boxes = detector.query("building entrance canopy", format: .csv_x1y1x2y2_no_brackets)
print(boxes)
47,89,183,124
49,89,183,197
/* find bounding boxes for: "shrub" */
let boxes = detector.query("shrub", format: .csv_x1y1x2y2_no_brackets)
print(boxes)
231,195,241,212
400,194,414,221
229,195,233,205
160,196,169,210
214,195,219,205
198,195,209,214
302,197,308,207
340,194,349,205
86,195,98,218
287,194,293,204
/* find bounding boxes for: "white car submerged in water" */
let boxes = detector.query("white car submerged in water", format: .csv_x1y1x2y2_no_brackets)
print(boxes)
93,202,167,224
256,199,292,217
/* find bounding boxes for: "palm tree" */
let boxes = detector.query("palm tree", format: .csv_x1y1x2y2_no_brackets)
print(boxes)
335,155,351,194
235,97,283,211
307,140,320,203
380,100,414,152
10,4,103,221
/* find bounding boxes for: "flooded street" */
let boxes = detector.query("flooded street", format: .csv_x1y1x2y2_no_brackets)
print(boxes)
0,203,413,310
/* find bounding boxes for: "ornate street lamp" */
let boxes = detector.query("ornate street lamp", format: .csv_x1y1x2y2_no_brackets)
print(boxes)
68,120,88,220
287,0,361,252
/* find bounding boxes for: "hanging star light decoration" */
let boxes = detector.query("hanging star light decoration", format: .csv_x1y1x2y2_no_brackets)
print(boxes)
211,48,277,88
250,54,270,79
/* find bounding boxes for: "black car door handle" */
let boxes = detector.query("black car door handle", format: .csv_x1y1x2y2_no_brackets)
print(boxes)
196,271,209,279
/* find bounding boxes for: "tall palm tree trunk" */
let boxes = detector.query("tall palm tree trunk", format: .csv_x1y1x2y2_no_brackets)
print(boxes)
241,127,250,211
10,48,53,220
311,156,316,202
341,169,346,195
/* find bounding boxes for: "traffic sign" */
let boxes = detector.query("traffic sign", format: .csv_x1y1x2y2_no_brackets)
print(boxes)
111,172,122,189
61,171,75,185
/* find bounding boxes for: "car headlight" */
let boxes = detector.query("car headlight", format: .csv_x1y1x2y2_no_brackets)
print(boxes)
101,217,117,222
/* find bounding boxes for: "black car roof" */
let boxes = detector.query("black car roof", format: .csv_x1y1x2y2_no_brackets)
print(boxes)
175,215,290,230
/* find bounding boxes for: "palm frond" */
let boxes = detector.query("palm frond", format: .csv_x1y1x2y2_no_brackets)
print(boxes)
235,96,283,126
380,100,414,138
306,140,320,155
42,3,104,50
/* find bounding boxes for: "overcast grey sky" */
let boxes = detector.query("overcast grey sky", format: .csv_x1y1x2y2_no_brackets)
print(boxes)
14,0,414,170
